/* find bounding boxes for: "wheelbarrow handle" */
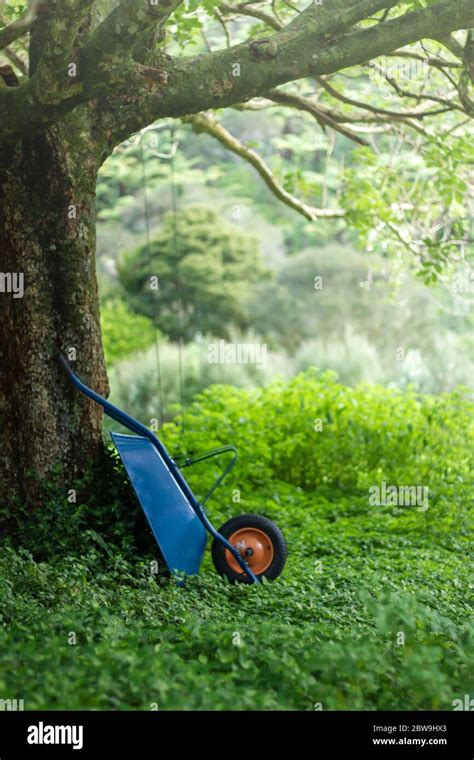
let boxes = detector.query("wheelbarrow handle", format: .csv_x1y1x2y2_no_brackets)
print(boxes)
58,354,159,441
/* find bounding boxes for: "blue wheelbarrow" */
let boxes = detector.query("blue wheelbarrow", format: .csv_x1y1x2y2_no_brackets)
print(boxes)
59,356,287,584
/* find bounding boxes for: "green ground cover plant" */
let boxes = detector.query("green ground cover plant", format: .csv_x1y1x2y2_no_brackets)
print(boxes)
1,372,472,710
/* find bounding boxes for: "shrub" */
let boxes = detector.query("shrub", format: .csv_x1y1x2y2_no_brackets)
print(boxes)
161,369,473,503
117,205,267,341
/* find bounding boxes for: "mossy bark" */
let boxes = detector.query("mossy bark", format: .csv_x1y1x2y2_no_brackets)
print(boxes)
0,109,107,512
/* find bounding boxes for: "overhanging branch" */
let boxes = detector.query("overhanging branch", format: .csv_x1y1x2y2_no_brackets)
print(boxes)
144,0,474,120
183,112,345,221
2,0,474,146
267,88,370,145
0,0,42,51
316,75,459,118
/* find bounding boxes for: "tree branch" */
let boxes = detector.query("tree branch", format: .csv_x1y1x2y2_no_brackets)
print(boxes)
316,75,459,118
0,0,181,139
153,0,474,117
232,96,391,133
183,111,345,221
266,87,370,145
219,2,283,32
2,0,474,146
386,48,462,69
434,33,465,60
0,0,42,51
214,8,232,48
287,0,398,36
1,46,27,76
34,0,95,102
377,66,463,111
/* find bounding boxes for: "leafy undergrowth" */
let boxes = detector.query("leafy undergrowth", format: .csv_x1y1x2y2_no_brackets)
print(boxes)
1,371,472,710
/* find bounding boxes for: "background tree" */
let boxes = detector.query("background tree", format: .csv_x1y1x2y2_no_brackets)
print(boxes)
0,0,473,509
118,205,265,341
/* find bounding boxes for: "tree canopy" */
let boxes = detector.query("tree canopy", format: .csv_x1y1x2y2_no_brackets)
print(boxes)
1,0,473,279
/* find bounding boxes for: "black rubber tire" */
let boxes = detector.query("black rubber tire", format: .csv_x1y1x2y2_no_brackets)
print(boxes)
212,514,287,583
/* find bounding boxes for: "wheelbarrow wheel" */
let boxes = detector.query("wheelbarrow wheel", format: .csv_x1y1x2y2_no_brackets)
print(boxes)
212,514,287,583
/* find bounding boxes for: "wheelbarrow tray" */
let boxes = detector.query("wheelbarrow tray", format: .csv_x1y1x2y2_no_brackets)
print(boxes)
111,432,207,575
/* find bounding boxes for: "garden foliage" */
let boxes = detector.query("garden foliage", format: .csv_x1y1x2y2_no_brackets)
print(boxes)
1,372,472,710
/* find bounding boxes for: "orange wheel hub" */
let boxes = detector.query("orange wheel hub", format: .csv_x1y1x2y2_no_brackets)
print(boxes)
225,527,274,575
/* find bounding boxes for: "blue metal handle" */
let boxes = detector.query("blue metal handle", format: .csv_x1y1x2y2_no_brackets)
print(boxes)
58,355,260,583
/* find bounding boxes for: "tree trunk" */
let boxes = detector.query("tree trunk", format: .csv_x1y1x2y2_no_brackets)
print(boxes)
0,114,108,513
